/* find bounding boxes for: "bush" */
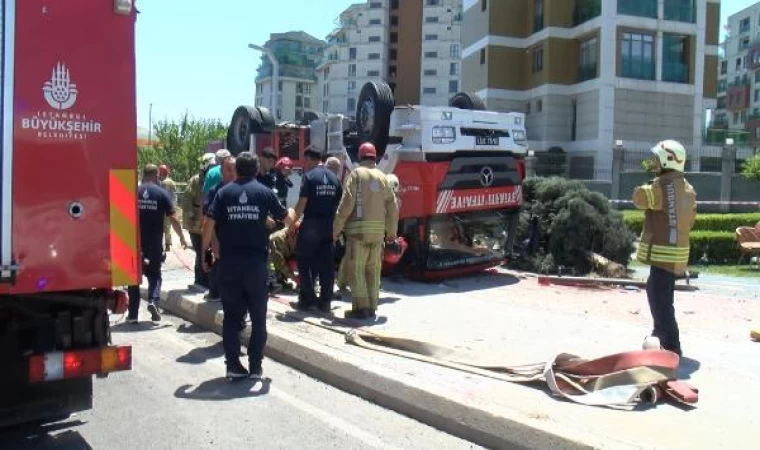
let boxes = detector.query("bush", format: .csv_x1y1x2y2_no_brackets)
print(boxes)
509,177,636,275
689,231,740,264
741,153,760,181
623,210,760,236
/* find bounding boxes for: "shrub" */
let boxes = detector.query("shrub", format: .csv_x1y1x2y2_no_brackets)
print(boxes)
689,231,740,264
509,177,636,275
623,211,760,236
741,153,760,181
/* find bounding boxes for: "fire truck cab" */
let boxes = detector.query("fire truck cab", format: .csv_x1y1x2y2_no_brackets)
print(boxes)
226,81,528,280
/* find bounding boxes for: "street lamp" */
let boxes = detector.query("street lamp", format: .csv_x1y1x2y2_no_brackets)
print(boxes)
248,43,279,114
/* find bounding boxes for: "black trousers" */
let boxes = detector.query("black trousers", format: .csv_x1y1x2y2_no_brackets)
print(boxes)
189,232,208,287
297,220,335,307
646,265,682,355
127,249,162,319
218,259,269,369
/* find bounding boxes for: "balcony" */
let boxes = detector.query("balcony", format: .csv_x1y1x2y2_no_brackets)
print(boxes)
726,81,750,112
704,128,750,146
618,0,657,19
664,0,695,23
662,61,688,83
577,63,597,82
748,41,760,70
748,113,760,128
574,0,601,26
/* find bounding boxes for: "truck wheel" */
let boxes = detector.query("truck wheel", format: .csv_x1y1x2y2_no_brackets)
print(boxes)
257,106,276,132
356,81,394,160
301,110,326,126
227,106,263,155
449,92,487,110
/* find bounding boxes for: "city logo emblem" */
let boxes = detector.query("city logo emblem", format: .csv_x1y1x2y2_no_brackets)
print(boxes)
239,191,248,204
142,189,150,200
480,166,494,187
43,62,78,110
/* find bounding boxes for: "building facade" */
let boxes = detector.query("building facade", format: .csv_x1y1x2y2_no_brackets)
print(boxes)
255,32,325,122
316,0,463,117
713,1,760,147
462,0,720,167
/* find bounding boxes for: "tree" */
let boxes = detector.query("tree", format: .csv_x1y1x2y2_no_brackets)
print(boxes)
138,112,227,182
741,153,760,181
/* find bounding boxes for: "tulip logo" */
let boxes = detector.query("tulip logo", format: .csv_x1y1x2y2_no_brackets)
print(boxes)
43,62,78,110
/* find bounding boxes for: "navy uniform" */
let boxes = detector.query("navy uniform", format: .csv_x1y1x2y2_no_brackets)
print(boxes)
297,164,342,312
127,182,175,322
207,176,288,378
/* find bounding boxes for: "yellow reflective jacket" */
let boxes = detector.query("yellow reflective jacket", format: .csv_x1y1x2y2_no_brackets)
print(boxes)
268,227,297,279
333,163,398,242
632,171,696,275
180,174,203,234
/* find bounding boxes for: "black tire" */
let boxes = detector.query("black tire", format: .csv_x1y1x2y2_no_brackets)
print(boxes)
449,92,486,110
227,106,263,155
355,81,394,160
301,110,326,126
257,106,276,131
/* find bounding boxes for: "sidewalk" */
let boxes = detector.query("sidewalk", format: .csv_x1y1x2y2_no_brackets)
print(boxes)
146,244,760,450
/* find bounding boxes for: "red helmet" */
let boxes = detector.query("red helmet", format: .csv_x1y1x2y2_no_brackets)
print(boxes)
276,157,294,170
158,164,169,176
358,142,377,160
383,237,407,265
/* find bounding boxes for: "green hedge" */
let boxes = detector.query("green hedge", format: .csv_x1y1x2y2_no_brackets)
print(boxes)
623,210,760,236
689,231,741,264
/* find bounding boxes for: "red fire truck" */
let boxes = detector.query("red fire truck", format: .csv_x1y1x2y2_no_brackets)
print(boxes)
226,81,528,280
0,0,135,426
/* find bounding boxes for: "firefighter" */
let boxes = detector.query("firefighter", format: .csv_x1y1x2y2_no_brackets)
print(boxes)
269,221,300,289
181,153,216,291
127,164,188,324
257,148,278,190
633,139,696,357
203,152,295,379
159,164,177,251
333,143,398,319
201,156,237,302
325,156,342,177
274,157,294,207
292,148,342,313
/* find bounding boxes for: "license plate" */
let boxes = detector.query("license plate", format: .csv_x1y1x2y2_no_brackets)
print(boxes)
476,137,499,145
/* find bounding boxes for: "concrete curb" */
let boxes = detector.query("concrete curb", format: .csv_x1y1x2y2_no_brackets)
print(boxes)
154,289,627,450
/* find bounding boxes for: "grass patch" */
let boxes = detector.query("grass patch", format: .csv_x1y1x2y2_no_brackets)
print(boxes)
629,260,760,278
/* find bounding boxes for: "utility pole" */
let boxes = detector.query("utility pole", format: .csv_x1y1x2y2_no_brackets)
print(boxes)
148,103,153,145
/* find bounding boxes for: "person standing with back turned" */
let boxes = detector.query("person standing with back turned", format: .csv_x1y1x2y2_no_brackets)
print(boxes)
203,152,295,379
633,139,696,357
333,143,398,319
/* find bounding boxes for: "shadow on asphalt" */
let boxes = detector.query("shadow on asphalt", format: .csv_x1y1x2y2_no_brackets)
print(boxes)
110,321,173,333
380,271,521,297
176,323,208,334
174,377,271,400
0,420,91,450
176,342,225,365
274,310,389,328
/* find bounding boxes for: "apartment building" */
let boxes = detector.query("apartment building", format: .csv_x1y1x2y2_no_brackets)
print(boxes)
316,0,463,117
713,1,760,146
254,32,325,122
462,0,720,167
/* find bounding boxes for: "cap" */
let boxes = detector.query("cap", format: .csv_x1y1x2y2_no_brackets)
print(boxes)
276,157,293,170
200,153,216,169
215,149,231,164
358,142,377,160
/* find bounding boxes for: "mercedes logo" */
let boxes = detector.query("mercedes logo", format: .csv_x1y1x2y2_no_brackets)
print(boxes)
480,166,494,187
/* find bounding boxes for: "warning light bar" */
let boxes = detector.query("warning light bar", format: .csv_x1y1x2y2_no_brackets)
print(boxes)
28,346,132,383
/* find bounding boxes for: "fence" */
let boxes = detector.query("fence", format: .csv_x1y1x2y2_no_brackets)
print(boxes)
527,146,760,212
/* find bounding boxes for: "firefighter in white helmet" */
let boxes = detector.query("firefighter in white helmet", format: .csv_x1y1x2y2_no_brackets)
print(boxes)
633,139,696,357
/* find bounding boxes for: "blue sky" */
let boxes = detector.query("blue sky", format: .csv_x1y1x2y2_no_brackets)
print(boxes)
135,0,744,130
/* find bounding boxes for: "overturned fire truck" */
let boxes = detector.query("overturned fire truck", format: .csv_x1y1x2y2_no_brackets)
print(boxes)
225,82,528,280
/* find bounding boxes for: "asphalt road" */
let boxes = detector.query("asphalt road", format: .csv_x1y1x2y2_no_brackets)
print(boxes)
0,307,480,450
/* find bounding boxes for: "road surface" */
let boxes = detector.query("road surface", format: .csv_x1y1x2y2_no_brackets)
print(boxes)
0,306,480,450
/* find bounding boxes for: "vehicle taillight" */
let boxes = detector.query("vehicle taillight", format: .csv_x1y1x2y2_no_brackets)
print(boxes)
28,346,132,383
516,159,525,181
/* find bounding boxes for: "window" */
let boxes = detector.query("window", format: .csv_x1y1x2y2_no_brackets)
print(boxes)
741,37,750,49
368,53,380,60
296,96,303,107
620,32,655,80
426,0,441,5
322,100,328,113
450,62,459,75
295,110,303,121
423,87,437,94
323,83,329,96
368,36,381,43
741,110,748,123
664,0,695,23
756,71,760,83
390,16,399,26
389,65,397,77
450,44,460,58
367,70,380,77
525,102,531,114
481,0,487,12
480,48,486,65
578,37,598,81
390,32,398,43
278,81,283,92
536,100,543,113
534,0,544,32
662,33,689,83
425,34,438,41
756,89,760,102
736,57,742,70
369,19,381,25
348,80,356,92
718,79,727,92
531,46,544,73
425,51,438,58
349,47,357,60
740,17,750,33
390,49,397,60
347,98,356,113
369,2,382,8
391,0,399,9
304,97,311,109
424,69,438,76
348,64,356,77
720,60,727,75
425,16,439,23
449,80,458,93
733,112,739,123
618,0,657,19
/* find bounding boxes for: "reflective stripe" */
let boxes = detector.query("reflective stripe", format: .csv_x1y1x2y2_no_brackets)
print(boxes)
637,244,689,263
45,352,64,381
642,186,655,209
345,221,386,233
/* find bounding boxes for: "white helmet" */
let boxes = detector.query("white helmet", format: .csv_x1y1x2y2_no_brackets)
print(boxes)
651,140,686,172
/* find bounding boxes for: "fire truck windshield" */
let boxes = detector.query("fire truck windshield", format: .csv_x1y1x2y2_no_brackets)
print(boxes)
426,214,507,270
